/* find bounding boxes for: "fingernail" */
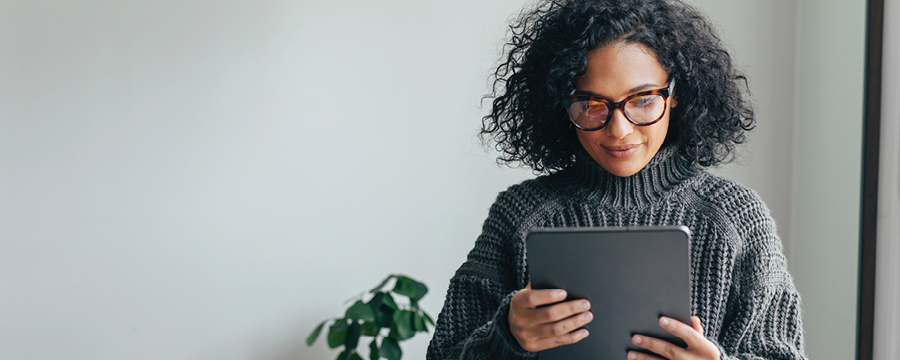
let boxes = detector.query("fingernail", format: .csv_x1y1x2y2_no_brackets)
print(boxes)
632,335,642,344
660,317,670,326
628,351,637,359
583,311,593,321
556,290,567,297
580,301,590,310
579,329,589,338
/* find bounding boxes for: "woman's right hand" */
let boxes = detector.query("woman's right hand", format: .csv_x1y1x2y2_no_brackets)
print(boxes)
508,283,593,352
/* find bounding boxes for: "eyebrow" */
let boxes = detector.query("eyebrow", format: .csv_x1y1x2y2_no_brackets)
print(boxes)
574,83,665,99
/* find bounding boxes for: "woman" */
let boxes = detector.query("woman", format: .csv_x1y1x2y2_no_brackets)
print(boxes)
425,0,806,359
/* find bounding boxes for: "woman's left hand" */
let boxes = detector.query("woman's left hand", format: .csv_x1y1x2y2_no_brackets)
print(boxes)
627,316,721,360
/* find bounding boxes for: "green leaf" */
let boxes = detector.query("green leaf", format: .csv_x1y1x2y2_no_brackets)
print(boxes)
370,275,396,293
360,321,380,336
345,321,361,350
381,337,402,360
392,276,418,299
373,305,395,328
391,275,428,302
327,320,349,349
346,300,375,322
367,292,397,328
336,350,351,360
369,338,380,360
367,292,385,309
380,293,398,310
331,319,349,332
423,312,435,326
413,312,427,332
392,310,415,340
388,326,400,341
306,320,326,346
413,281,428,301
349,352,363,360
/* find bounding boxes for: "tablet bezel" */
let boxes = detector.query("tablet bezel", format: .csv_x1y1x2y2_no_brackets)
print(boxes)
526,226,692,359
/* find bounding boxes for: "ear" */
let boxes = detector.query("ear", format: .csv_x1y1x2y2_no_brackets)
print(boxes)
670,96,678,108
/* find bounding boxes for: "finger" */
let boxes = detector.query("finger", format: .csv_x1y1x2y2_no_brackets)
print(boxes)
526,328,590,352
690,316,704,334
511,283,533,308
517,288,569,308
510,283,532,310
659,316,706,348
530,310,593,337
532,298,591,324
688,317,720,359
632,334,688,360
626,350,665,360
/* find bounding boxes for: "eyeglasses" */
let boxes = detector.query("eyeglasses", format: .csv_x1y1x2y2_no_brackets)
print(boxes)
563,79,675,131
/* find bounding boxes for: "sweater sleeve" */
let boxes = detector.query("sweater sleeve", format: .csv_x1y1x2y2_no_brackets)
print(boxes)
715,189,807,360
425,276,535,360
425,188,538,360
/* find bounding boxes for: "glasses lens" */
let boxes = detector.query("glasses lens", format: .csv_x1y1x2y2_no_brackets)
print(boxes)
624,94,666,124
568,99,609,129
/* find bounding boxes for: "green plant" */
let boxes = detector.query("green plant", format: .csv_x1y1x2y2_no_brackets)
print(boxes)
306,274,435,360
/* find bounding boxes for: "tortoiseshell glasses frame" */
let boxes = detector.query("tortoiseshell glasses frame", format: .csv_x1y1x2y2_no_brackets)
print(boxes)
563,79,675,131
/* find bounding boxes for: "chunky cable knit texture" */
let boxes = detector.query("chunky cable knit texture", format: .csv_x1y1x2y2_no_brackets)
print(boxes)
426,144,807,360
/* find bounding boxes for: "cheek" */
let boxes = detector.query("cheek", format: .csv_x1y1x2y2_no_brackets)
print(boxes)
636,118,669,160
652,124,668,145
650,117,670,145
575,129,601,150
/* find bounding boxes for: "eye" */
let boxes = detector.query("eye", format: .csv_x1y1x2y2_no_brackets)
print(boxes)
586,99,609,115
629,95,658,107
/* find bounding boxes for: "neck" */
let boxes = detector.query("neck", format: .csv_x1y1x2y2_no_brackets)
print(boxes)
557,143,699,208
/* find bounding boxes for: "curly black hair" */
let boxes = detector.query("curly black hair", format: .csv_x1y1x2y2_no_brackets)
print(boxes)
482,0,755,173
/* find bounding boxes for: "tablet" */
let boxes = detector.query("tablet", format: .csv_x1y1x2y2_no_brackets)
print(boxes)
526,226,692,359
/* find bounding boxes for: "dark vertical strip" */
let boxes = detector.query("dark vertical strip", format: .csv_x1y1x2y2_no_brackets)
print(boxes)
858,0,884,359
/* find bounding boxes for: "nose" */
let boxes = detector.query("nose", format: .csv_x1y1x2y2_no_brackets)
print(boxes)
605,108,634,139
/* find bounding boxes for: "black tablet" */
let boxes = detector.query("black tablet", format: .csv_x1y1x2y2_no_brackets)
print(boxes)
526,226,692,359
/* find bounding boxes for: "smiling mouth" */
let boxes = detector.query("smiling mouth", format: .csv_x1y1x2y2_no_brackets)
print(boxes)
602,144,640,158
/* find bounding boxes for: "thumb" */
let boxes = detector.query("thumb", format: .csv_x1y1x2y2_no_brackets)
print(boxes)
691,316,704,334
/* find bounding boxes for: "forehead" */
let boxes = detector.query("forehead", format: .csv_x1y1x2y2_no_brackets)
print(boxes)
575,42,669,99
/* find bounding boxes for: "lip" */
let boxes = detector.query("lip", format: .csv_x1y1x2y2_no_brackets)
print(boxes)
602,144,640,158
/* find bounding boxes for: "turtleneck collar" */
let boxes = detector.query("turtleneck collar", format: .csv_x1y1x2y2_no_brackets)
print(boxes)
554,143,700,208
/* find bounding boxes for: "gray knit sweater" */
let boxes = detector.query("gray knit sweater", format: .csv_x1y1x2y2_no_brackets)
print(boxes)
426,145,807,360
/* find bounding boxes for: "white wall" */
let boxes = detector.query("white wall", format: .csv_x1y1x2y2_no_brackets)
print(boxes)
0,0,865,359
695,1,867,357
791,1,866,359
874,0,900,358
0,1,533,359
